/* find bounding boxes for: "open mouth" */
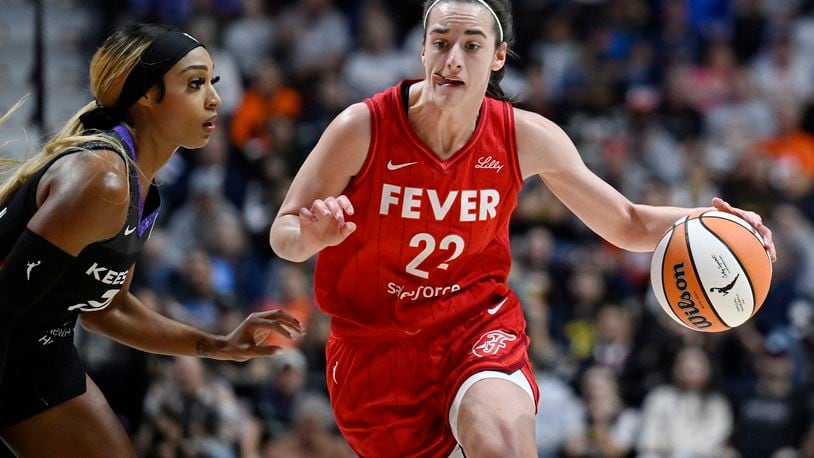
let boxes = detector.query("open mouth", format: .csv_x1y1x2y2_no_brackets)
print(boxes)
203,115,218,131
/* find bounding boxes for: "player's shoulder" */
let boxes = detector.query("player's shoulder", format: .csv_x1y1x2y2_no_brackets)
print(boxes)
512,107,563,137
323,102,372,150
512,107,582,177
30,145,131,247
332,102,371,131
512,107,573,149
42,147,130,210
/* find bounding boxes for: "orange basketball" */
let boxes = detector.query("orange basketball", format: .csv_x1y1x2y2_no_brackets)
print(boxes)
650,210,772,332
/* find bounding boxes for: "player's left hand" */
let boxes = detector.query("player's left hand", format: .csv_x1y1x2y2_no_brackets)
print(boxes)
216,309,304,361
712,197,776,263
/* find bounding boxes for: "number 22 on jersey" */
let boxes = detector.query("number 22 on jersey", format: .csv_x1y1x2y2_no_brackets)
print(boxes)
406,233,465,279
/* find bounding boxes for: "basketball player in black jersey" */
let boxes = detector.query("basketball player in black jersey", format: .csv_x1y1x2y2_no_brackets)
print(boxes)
0,24,303,456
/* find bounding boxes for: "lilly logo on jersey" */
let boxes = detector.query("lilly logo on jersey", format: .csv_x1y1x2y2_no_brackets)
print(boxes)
387,282,461,301
475,156,504,173
472,330,517,357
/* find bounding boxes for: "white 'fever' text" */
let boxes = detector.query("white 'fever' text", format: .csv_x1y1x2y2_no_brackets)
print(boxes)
379,184,499,221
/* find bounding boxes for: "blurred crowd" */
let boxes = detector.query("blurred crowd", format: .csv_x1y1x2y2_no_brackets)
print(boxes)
6,0,814,456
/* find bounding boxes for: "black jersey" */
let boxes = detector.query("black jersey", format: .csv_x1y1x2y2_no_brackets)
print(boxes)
0,125,160,351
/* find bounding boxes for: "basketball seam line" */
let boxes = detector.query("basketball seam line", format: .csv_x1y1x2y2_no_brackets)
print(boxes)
700,215,766,247
686,219,731,329
699,217,757,318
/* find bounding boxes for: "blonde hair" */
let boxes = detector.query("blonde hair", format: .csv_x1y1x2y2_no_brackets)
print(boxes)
0,24,169,204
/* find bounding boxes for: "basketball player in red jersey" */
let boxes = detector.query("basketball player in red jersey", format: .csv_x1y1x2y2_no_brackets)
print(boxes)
270,0,777,456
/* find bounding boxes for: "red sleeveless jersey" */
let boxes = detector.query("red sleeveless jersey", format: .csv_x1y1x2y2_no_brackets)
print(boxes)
314,81,523,339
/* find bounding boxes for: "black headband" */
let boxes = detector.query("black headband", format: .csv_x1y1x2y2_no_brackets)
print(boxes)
80,30,203,130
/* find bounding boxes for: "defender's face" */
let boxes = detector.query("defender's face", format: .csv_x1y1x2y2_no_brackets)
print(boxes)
150,47,221,149
422,1,506,109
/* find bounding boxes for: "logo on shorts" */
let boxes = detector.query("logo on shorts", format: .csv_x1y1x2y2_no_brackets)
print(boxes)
471,330,517,357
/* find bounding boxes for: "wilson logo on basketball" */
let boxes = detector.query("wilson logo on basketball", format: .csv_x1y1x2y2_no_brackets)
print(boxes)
673,262,712,330
472,330,516,357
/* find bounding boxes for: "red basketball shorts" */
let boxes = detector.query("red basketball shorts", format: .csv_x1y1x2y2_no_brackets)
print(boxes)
325,296,539,457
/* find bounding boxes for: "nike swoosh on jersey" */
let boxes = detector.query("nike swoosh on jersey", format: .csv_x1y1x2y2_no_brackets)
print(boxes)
124,226,137,236
0,208,7,219
487,297,509,315
387,160,418,171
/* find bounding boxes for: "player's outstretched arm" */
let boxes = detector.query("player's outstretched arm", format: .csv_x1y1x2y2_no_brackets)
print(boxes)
270,103,370,262
515,108,776,257
79,267,304,361
515,108,705,251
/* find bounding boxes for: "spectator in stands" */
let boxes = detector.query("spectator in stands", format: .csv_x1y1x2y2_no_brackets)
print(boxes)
136,356,246,457
637,346,733,457
277,0,351,81
732,331,811,458
230,60,302,159
571,365,640,458
263,393,353,458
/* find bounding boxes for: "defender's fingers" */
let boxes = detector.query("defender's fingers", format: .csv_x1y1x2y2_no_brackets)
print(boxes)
251,319,302,340
253,328,271,345
252,309,304,332
246,345,284,357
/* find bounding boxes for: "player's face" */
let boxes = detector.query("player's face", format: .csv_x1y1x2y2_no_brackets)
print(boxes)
147,47,221,149
422,1,507,109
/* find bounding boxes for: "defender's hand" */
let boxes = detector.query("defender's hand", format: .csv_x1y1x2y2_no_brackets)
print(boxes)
215,309,304,361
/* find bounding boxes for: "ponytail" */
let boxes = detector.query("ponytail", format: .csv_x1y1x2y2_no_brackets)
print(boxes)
0,100,126,204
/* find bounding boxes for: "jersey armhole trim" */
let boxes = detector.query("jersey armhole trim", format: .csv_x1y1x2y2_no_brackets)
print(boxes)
503,103,523,189
349,98,379,185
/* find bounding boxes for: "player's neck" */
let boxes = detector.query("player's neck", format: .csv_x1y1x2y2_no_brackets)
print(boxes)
408,84,480,159
129,126,176,186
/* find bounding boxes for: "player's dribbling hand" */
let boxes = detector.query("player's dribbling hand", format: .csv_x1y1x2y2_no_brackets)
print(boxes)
712,197,777,262
299,195,356,251
216,309,305,361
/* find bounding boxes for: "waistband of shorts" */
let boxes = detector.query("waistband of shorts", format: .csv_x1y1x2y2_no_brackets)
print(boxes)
329,318,435,341
328,293,520,341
